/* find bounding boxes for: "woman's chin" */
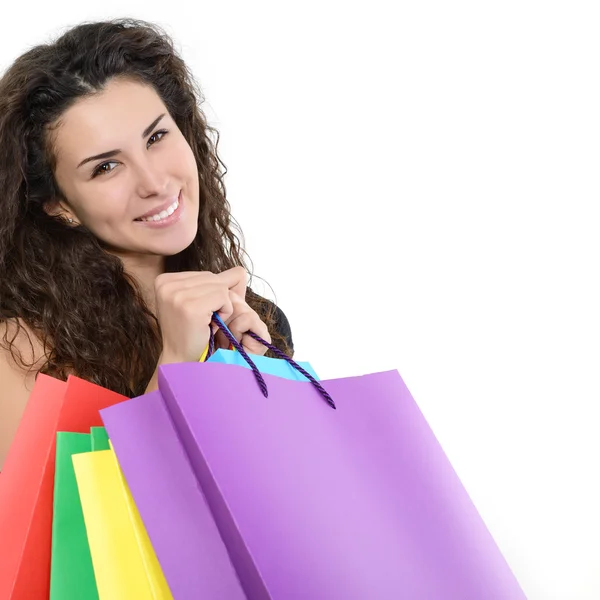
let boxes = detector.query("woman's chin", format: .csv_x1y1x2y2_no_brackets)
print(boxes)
148,236,196,257
138,222,198,257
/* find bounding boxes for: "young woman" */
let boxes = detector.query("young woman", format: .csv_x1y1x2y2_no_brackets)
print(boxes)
0,18,293,467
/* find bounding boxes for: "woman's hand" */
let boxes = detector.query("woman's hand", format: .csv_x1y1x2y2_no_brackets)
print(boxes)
215,291,271,356
153,266,270,364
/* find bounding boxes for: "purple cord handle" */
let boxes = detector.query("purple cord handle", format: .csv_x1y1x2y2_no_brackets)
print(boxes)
207,313,336,409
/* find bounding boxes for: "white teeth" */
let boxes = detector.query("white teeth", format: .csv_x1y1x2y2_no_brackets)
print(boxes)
138,198,179,222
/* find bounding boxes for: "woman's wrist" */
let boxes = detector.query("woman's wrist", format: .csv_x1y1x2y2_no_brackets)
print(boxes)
144,350,186,394
144,366,159,394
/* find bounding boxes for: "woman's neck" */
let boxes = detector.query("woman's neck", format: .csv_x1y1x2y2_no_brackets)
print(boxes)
118,253,165,315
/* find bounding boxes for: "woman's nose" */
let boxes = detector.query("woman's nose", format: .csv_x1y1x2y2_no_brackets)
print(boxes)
134,160,169,198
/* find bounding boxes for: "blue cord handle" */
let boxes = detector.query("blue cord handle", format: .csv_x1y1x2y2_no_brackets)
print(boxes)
208,312,336,409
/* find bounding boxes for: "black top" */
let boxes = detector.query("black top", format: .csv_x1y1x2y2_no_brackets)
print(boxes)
250,290,293,356
271,303,294,355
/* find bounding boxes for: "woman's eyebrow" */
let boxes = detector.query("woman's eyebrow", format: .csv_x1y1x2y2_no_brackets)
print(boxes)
76,113,166,168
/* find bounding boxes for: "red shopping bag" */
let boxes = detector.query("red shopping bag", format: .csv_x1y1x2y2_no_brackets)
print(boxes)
0,374,127,599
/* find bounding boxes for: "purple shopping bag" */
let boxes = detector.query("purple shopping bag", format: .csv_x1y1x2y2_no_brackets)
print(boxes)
102,359,525,600
100,389,245,599
98,350,322,600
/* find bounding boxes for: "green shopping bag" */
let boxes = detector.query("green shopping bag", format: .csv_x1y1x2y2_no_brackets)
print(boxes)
90,427,110,451
50,427,110,599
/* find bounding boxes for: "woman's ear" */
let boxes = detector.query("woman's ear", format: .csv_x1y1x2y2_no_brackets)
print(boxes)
43,197,77,224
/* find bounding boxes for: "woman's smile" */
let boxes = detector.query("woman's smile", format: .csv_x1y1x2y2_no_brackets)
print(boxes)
134,190,184,228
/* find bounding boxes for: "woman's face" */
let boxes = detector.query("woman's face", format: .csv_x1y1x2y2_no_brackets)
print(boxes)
51,77,200,260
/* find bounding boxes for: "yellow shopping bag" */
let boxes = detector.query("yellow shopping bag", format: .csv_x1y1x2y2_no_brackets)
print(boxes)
72,445,173,600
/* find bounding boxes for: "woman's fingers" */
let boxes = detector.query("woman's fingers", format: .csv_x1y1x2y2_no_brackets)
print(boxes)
215,266,248,299
214,293,270,356
154,275,235,363
152,267,264,363
156,267,246,296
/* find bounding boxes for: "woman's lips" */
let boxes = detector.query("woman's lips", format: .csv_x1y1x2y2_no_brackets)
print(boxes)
134,190,183,228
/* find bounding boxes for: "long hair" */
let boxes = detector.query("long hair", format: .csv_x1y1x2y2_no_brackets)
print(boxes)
0,18,290,398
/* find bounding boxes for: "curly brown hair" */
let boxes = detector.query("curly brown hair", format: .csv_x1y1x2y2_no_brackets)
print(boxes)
0,18,291,398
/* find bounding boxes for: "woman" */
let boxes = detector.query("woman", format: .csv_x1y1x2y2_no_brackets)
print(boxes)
0,18,294,467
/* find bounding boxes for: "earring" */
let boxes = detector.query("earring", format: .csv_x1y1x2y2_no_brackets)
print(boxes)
68,218,73,223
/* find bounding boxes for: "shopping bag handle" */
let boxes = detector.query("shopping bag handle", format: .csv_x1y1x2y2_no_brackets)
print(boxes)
208,313,336,409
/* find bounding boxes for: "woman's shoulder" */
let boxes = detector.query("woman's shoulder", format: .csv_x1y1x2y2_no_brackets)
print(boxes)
0,319,48,468
0,318,48,370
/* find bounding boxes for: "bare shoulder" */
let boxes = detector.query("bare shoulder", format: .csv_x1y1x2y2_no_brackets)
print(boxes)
0,318,49,469
0,318,48,371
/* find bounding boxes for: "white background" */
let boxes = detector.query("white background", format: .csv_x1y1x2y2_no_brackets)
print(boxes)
3,2,599,598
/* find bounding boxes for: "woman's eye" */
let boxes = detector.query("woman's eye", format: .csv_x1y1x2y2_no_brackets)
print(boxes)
148,129,168,146
91,130,169,178
92,161,118,178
